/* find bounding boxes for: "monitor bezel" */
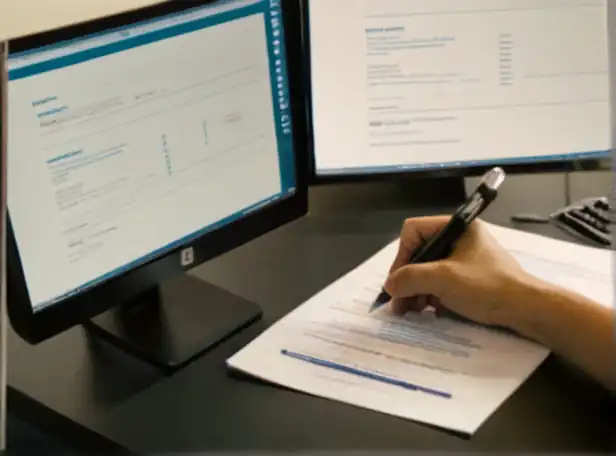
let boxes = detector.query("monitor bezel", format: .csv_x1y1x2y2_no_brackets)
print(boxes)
301,0,611,185
6,0,309,343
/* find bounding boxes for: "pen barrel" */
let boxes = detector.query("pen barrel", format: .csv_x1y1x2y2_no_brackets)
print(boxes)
410,215,466,263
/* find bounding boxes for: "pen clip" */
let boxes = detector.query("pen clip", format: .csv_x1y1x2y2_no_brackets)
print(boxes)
458,167,506,223
459,192,485,222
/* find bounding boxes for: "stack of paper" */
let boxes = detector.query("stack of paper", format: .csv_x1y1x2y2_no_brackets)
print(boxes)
227,224,612,435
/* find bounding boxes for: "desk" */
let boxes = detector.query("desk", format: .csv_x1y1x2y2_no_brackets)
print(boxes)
7,174,616,454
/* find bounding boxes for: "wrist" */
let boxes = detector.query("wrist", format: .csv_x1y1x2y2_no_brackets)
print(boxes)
490,272,557,330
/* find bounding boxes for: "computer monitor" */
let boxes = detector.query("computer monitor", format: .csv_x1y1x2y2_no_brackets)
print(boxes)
304,0,611,186
5,0,307,371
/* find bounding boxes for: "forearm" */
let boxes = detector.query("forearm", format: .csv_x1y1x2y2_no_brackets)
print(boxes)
501,275,616,392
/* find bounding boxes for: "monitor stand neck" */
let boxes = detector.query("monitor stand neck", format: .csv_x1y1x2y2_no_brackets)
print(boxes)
84,275,262,374
413,175,468,208
392,175,467,209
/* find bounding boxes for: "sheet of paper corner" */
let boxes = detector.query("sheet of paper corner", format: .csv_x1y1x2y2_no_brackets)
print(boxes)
226,223,611,435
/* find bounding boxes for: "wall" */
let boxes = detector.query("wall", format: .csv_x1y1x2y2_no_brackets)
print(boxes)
0,40,6,452
0,0,166,40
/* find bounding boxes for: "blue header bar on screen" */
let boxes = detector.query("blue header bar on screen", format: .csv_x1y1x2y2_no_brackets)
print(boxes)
264,0,296,192
8,0,261,80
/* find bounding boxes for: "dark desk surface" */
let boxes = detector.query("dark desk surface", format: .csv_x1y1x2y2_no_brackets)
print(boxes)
7,176,616,454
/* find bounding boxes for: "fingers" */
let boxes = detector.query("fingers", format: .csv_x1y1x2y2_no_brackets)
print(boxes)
391,297,424,316
425,295,441,310
391,295,443,316
390,216,453,273
385,261,452,299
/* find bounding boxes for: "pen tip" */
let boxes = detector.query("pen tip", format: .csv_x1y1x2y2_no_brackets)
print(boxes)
369,293,390,313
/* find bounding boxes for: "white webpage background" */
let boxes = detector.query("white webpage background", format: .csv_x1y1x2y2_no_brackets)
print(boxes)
310,0,610,171
8,13,282,308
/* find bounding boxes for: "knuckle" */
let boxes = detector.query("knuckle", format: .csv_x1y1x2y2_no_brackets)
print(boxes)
402,265,415,279
436,261,455,278
401,218,419,245
402,217,415,232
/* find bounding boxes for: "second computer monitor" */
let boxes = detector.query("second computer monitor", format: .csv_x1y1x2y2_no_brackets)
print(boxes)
305,0,611,178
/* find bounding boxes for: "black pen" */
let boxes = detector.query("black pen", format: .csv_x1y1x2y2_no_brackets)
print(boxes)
369,167,507,313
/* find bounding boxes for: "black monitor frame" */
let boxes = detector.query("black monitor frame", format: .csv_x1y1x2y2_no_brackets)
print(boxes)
300,0,610,185
6,0,309,344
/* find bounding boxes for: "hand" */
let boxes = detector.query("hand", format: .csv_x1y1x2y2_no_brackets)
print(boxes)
384,216,530,326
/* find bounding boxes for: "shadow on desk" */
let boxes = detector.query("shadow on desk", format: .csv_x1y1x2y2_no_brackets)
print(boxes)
226,367,472,441
5,413,83,456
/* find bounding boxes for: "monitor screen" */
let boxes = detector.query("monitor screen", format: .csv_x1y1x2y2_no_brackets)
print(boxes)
7,0,296,312
307,0,611,176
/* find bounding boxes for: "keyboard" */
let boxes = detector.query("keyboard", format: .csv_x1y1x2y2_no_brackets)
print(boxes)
549,197,612,248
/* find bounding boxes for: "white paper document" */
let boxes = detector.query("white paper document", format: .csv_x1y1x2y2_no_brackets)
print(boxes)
227,224,612,435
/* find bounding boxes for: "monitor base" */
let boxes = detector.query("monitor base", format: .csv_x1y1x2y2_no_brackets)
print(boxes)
84,274,262,374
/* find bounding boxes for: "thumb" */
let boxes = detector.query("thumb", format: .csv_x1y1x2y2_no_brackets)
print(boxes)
384,262,451,298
